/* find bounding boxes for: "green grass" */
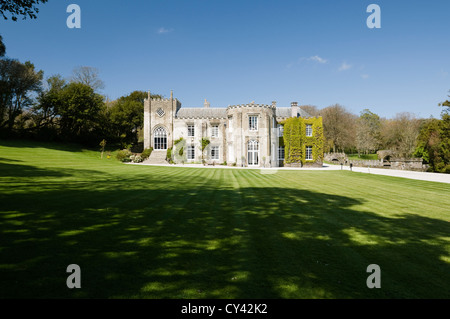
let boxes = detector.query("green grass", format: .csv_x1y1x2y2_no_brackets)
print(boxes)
0,140,449,299
347,154,379,160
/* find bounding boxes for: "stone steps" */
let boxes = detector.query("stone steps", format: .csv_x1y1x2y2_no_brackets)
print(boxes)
144,150,168,164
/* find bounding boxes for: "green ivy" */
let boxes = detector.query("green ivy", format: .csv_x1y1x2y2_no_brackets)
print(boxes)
141,147,153,160
281,117,324,165
166,147,173,163
172,137,186,163
200,137,210,163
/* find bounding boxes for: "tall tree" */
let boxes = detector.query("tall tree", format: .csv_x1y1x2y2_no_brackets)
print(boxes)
319,104,357,153
0,58,43,131
33,74,66,131
70,66,105,92
106,91,162,146
1,0,48,21
300,104,320,117
0,35,5,56
58,82,104,140
356,109,381,155
439,90,450,113
381,112,421,158
414,118,442,171
414,92,450,173
438,91,450,171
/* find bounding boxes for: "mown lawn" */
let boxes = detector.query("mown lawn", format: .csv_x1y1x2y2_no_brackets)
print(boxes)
0,140,449,299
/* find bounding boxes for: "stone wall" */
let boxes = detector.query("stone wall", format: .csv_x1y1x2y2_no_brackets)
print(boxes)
324,152,347,163
325,152,428,171
348,159,382,167
390,158,428,171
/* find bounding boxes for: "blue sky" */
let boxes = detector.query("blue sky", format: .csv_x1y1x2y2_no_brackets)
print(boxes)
1,0,449,118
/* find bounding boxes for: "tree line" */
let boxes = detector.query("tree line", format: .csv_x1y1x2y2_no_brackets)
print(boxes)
0,35,163,149
303,101,449,173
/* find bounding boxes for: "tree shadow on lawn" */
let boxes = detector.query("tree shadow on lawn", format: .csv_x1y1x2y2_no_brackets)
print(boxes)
0,179,449,299
0,161,108,179
0,157,22,163
0,139,87,153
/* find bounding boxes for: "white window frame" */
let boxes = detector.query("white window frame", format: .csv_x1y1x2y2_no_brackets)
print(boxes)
306,146,313,160
249,115,258,131
278,124,284,137
211,125,219,138
187,145,195,160
154,126,167,150
278,146,285,160
211,146,219,160
187,125,195,137
248,140,259,166
306,124,313,137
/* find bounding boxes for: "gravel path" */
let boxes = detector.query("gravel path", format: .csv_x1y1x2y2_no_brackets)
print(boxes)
337,165,450,184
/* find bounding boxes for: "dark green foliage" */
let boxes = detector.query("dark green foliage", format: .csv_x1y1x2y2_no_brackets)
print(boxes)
33,79,105,145
116,149,132,162
201,137,210,163
33,75,106,144
414,94,450,173
33,85,163,148
140,147,153,160
201,137,210,151
0,38,160,148
174,137,185,156
0,35,5,56
105,91,161,147
0,0,48,21
0,58,43,131
58,83,104,142
166,147,173,163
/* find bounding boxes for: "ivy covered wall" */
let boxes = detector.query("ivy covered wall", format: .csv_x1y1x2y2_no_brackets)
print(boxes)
281,117,324,166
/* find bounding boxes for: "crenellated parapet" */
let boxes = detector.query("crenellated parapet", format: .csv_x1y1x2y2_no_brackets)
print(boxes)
226,102,277,111
147,97,179,102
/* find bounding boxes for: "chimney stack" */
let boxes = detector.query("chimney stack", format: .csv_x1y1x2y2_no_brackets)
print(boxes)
291,102,299,118
204,99,210,108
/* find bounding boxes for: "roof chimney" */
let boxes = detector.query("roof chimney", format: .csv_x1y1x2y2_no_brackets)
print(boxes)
204,99,210,108
291,102,299,118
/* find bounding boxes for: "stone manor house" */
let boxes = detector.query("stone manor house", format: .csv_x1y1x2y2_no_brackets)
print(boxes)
143,91,322,167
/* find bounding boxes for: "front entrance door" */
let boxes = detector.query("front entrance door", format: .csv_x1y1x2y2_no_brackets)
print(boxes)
154,127,167,150
248,140,259,166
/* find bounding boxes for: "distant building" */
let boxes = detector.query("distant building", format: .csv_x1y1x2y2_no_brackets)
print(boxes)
144,91,323,167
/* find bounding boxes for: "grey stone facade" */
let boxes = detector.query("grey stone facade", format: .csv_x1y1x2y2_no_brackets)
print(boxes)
144,91,312,167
